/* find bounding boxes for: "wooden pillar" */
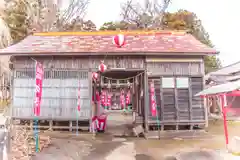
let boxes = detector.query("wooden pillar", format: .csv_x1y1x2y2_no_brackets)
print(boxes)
160,76,164,131
89,71,93,132
174,77,179,130
188,77,193,130
200,60,208,128
144,71,149,132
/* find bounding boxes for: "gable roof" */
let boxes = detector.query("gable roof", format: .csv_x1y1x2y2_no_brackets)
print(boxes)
0,31,218,56
206,61,240,78
195,79,240,96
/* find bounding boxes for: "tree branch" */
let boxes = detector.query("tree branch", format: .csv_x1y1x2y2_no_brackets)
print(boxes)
120,0,171,29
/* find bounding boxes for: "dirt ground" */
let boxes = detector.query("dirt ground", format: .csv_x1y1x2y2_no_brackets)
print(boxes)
31,113,240,160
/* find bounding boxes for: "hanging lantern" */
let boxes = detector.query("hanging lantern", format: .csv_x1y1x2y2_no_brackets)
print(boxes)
113,34,126,48
92,72,98,81
99,61,107,72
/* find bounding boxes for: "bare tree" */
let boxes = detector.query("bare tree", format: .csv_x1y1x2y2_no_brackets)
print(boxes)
57,0,90,31
26,0,90,32
120,0,171,29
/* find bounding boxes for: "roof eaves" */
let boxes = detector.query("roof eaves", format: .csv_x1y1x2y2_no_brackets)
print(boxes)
3,51,217,57
208,60,240,75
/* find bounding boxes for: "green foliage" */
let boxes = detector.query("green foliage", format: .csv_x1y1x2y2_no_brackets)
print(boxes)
99,21,127,31
162,10,221,73
62,18,96,31
204,56,221,73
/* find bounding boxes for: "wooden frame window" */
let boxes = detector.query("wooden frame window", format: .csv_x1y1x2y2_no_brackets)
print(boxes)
176,77,189,88
162,77,174,88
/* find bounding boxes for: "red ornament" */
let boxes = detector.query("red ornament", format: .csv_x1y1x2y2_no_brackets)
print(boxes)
113,34,126,48
92,72,98,80
99,61,107,72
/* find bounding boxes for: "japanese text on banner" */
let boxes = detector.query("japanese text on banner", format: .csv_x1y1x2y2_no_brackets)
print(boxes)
34,62,43,116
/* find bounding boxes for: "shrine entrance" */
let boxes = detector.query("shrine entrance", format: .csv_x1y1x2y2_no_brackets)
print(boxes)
93,69,145,135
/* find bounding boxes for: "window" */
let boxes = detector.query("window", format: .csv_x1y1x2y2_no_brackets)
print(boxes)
162,77,174,88
176,77,189,88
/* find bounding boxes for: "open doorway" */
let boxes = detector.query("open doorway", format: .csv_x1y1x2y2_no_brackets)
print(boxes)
92,69,145,136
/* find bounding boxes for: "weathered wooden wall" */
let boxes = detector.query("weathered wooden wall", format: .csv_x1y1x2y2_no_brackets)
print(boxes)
12,55,145,70
145,56,205,129
146,57,204,76
11,55,145,121
11,55,206,129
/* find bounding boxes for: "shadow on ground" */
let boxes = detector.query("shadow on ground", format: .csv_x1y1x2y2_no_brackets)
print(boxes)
32,133,123,160
32,118,240,160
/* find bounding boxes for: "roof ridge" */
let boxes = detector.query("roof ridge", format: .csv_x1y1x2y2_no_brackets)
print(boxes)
33,30,187,36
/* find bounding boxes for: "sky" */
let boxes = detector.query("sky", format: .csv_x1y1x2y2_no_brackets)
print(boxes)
84,0,240,66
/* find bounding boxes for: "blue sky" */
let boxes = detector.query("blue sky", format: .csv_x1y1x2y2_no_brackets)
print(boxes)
73,0,239,66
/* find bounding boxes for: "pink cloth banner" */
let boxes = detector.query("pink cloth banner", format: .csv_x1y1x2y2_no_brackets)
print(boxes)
77,82,81,111
34,61,44,116
150,82,157,116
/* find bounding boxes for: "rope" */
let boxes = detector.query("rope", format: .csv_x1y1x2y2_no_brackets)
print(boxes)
102,71,145,81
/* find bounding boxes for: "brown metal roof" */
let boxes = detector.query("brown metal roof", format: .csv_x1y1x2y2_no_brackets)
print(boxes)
0,31,218,55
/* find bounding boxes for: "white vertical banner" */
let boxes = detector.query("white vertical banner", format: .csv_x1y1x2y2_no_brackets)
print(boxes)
223,94,227,107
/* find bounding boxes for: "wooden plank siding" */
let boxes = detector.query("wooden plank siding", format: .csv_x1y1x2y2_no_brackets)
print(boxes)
146,57,204,76
146,77,205,125
10,55,205,130
145,57,205,130
12,56,145,70
191,77,205,121
11,55,146,121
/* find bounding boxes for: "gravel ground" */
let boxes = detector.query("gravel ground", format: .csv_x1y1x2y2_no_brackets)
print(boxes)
31,112,240,160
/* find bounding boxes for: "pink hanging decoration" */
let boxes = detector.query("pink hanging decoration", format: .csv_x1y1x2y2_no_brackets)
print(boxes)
77,82,81,111
107,95,112,108
101,90,106,107
120,90,125,110
150,82,157,116
92,72,98,81
34,61,44,116
126,90,130,105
